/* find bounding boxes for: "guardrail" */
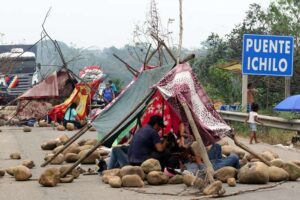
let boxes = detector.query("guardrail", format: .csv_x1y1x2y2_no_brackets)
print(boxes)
218,110,300,131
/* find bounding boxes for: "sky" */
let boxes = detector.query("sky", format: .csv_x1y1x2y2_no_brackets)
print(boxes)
0,0,272,49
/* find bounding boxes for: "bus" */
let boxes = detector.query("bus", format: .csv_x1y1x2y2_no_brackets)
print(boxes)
0,45,38,104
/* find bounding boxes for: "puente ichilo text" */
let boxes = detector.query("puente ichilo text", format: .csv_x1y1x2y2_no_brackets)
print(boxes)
242,34,294,77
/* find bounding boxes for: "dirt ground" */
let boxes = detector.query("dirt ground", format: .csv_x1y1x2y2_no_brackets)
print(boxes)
0,127,299,200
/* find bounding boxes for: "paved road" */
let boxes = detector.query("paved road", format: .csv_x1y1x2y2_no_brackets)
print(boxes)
0,127,299,200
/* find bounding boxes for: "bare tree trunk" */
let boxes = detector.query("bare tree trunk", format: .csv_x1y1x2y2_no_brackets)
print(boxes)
177,0,183,64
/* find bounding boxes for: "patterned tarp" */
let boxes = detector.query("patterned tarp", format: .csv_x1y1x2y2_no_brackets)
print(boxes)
155,63,232,145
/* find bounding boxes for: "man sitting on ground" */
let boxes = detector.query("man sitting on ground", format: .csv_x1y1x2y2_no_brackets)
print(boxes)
128,115,169,168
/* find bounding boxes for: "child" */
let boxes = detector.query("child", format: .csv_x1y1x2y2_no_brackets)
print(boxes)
245,103,263,144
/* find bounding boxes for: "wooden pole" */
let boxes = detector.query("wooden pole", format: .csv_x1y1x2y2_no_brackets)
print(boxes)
177,0,183,64
151,33,177,63
284,77,291,98
40,124,92,167
242,75,248,112
180,102,215,184
113,54,139,76
61,90,155,177
230,135,271,166
143,44,152,67
179,54,195,64
145,43,161,66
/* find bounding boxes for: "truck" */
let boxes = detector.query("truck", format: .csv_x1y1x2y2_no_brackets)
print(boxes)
0,45,38,104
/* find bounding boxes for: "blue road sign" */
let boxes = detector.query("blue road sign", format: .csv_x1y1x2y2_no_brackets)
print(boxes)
242,34,294,76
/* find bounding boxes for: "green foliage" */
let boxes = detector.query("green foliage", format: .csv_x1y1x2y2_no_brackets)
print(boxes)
192,0,300,109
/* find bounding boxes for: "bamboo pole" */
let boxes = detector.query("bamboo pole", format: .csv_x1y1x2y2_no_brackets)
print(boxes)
179,54,195,64
151,33,177,63
61,90,155,177
145,43,161,67
177,0,183,64
143,44,152,67
230,135,271,166
40,124,92,167
180,102,215,184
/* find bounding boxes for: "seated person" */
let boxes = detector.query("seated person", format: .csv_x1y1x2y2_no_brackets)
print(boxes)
107,127,137,170
128,115,168,168
102,83,115,105
63,103,82,129
185,142,240,175
177,122,194,149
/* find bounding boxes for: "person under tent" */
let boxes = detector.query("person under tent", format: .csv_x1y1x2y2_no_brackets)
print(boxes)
102,83,115,105
63,102,82,129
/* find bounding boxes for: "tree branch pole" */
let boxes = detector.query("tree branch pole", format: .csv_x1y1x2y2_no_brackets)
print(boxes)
61,90,155,177
113,54,139,75
180,54,195,64
177,0,183,64
151,33,177,63
143,44,152,67
230,135,271,166
180,102,215,184
145,43,162,66
40,124,92,167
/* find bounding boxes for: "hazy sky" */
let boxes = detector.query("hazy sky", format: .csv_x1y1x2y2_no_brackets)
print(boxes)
1,0,271,49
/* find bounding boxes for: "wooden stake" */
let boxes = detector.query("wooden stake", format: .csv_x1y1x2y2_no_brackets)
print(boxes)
177,0,183,64
113,54,139,76
180,102,215,184
230,135,271,166
179,54,195,64
61,90,155,177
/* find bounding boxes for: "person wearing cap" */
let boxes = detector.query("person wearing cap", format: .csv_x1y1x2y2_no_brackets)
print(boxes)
128,115,169,168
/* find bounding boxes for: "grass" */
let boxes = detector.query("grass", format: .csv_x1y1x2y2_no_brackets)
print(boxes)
229,121,298,147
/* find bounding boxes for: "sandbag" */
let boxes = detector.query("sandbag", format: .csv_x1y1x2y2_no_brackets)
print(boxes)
41,140,59,150
78,149,100,164
271,158,284,168
57,125,65,131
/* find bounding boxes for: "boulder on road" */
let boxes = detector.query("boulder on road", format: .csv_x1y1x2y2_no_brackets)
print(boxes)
268,166,289,182
78,149,100,164
121,174,144,187
238,162,269,184
222,145,245,159
59,165,80,179
146,171,169,185
168,175,184,184
39,168,61,187
60,174,74,183
0,169,5,177
66,123,75,131
214,166,238,183
23,126,31,132
203,181,223,195
57,125,65,131
14,165,32,181
65,153,80,163
227,178,236,187
41,140,59,150
21,160,35,169
50,154,65,165
282,161,300,181
271,159,284,168
120,166,145,180
10,152,21,160
109,176,122,188
141,159,161,174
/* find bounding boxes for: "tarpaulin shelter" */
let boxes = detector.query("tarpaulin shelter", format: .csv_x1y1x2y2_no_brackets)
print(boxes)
92,63,231,147
48,79,101,122
16,70,76,120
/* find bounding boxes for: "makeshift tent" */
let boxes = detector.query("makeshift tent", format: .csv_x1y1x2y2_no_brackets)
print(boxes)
48,79,101,121
16,70,75,120
92,63,231,147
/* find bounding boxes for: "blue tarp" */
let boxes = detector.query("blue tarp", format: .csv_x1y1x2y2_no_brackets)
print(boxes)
274,95,300,112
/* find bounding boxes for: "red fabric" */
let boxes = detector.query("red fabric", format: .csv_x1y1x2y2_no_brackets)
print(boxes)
140,91,181,136
48,80,101,121
19,72,59,99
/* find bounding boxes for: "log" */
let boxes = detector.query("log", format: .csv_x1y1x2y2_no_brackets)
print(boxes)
113,54,139,76
231,135,271,166
179,54,195,64
180,102,215,184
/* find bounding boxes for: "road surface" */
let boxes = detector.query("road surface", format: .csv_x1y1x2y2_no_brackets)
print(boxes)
0,127,299,200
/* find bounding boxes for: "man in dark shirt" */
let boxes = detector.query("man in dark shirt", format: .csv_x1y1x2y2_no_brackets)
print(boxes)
128,115,168,167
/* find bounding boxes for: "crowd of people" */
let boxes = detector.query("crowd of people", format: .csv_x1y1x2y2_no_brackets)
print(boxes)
100,115,240,177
